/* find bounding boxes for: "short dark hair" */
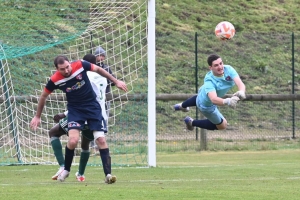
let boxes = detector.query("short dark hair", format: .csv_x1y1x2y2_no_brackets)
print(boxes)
82,54,96,65
207,54,221,66
54,55,69,68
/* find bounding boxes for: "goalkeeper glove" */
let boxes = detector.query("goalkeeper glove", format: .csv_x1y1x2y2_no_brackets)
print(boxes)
233,90,246,100
223,96,240,108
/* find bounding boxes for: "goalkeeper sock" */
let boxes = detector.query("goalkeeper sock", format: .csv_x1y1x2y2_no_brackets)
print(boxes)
192,119,218,130
78,150,90,175
64,146,74,172
100,148,111,176
182,95,197,108
50,137,64,166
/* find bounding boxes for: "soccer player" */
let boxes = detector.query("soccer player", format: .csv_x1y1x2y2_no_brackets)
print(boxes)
174,54,246,131
30,54,128,182
50,54,115,183
94,46,115,119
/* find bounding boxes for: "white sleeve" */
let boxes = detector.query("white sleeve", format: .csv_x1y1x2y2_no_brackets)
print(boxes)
63,110,68,116
87,72,108,121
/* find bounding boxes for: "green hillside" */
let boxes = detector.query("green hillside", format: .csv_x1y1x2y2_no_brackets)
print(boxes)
155,0,300,94
152,0,300,139
157,0,299,33
2,0,299,95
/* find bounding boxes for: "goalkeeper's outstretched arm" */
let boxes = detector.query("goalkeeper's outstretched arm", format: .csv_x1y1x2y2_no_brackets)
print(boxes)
208,91,240,108
233,76,246,100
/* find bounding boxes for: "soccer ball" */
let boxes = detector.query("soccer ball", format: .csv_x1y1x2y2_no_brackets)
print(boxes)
215,21,235,40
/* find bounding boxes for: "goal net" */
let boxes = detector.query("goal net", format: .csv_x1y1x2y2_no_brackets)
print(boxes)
0,0,148,167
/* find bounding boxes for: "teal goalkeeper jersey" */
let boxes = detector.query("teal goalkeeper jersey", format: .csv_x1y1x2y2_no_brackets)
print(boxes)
196,65,238,107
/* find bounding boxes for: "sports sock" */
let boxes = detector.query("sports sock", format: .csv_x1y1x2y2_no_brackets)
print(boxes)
192,119,218,130
50,137,64,166
64,146,74,172
182,95,197,108
100,148,111,176
78,150,90,175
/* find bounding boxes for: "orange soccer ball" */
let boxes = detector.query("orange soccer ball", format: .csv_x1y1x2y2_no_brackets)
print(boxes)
215,21,235,40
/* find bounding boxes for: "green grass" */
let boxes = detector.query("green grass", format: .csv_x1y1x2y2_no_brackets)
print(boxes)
2,150,300,200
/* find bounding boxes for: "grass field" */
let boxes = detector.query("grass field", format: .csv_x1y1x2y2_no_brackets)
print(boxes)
1,150,300,200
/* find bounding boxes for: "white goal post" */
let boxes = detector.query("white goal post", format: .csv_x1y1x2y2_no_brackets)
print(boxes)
147,0,156,167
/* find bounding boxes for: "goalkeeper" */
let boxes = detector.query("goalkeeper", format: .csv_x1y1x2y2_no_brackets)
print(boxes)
174,54,246,131
49,54,116,184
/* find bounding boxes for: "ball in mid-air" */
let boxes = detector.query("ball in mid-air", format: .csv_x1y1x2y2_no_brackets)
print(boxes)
215,21,235,40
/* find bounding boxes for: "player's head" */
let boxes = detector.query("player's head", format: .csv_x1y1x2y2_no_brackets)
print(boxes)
207,54,221,66
54,55,72,78
83,54,97,65
94,46,106,63
207,54,224,76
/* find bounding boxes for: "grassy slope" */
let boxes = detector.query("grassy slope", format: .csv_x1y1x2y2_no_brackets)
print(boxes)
154,0,300,132
155,0,300,93
157,0,300,33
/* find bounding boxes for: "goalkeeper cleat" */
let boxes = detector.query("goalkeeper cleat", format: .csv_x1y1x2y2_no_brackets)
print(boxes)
184,116,194,131
57,170,69,182
52,167,65,180
174,103,190,112
105,174,117,184
75,171,85,182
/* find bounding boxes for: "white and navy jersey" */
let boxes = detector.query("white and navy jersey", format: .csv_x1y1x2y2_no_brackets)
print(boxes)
45,60,97,105
87,71,108,121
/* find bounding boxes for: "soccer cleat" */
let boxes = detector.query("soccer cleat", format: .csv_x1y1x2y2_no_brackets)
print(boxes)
174,103,190,112
105,174,117,184
52,167,65,180
75,171,85,182
57,170,69,182
184,116,194,131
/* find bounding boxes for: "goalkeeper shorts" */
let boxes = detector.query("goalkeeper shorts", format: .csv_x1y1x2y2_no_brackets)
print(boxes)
198,104,225,125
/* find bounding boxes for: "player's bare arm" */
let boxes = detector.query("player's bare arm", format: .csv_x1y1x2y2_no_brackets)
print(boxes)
208,91,226,106
53,112,66,123
233,76,246,92
92,64,128,92
30,90,50,130
233,76,246,100
208,91,239,108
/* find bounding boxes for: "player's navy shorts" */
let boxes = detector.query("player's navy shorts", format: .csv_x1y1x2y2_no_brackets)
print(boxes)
59,116,94,141
59,116,107,141
67,101,107,133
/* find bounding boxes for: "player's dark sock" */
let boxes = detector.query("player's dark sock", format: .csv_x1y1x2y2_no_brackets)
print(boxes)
78,150,90,175
51,137,64,166
64,146,74,172
182,95,197,108
192,119,218,130
100,148,111,176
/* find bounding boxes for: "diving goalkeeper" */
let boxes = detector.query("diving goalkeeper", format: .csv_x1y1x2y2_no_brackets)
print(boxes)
174,54,246,131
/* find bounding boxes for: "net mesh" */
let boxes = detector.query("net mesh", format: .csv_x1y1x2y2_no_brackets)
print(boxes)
0,0,148,166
